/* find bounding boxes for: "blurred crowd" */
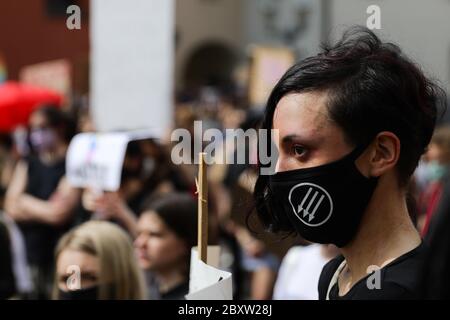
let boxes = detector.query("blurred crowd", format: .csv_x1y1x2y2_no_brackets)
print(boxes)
0,82,450,300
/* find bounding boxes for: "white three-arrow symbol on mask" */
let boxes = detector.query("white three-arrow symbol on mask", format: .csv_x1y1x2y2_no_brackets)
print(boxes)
297,187,326,222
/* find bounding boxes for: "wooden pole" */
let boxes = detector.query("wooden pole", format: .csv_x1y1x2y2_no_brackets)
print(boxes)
197,152,208,263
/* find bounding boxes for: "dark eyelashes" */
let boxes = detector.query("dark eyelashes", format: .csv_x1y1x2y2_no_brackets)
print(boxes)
291,144,309,157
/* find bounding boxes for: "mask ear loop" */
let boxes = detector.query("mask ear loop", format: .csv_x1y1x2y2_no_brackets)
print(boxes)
347,136,377,163
348,137,380,181
349,144,367,161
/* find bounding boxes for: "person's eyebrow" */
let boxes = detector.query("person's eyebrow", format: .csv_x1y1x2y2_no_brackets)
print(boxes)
280,133,323,147
281,134,302,144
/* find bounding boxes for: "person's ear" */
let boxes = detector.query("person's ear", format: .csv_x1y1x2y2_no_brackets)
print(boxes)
368,131,400,177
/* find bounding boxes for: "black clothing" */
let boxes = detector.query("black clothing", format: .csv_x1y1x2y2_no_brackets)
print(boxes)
18,155,67,268
318,242,426,300
160,281,190,300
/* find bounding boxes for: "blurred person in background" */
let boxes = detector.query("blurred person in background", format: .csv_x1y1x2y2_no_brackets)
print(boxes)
80,141,147,236
53,220,146,300
80,139,190,236
0,133,14,204
0,218,16,299
416,125,450,236
420,157,450,298
134,193,197,300
214,108,283,300
4,105,80,299
0,213,33,299
1,126,34,198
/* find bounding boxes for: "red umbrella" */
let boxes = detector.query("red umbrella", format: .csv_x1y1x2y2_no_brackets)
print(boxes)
0,81,62,132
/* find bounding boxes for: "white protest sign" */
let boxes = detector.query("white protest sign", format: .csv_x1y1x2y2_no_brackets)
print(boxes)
90,0,174,136
66,130,157,191
185,246,233,300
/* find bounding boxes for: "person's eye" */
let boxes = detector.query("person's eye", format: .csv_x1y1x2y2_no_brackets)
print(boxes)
293,145,307,157
83,273,98,282
149,232,162,238
138,231,150,238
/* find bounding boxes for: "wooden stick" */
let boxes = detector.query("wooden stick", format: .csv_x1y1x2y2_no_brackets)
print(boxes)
197,152,208,263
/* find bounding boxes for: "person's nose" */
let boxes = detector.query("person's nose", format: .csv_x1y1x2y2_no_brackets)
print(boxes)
275,154,291,173
134,234,146,249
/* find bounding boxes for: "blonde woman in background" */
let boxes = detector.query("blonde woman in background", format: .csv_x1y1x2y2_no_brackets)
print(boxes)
53,221,146,300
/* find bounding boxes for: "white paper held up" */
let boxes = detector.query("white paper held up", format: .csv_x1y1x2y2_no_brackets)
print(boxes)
186,247,232,300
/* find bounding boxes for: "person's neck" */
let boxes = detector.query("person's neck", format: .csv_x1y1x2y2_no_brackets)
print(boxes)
39,144,66,165
321,244,340,260
155,267,187,294
340,178,421,288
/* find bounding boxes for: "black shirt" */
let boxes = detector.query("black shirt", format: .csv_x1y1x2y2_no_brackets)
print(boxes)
18,155,67,268
146,271,190,300
318,242,426,300
160,281,190,300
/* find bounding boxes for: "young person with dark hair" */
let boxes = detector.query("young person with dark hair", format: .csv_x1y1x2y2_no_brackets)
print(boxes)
134,193,198,300
252,27,446,300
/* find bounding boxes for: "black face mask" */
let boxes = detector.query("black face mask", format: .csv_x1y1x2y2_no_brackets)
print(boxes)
268,145,378,247
58,286,99,300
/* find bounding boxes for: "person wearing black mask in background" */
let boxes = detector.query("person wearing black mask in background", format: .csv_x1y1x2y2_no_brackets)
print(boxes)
252,27,446,300
80,139,190,237
5,106,80,299
53,221,145,300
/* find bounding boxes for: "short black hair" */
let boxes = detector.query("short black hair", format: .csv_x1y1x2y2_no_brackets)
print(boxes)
253,26,447,234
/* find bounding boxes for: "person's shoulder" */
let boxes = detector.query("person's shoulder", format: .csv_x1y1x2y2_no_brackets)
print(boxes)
318,255,345,300
381,242,427,296
352,281,417,300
